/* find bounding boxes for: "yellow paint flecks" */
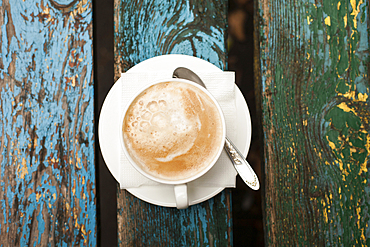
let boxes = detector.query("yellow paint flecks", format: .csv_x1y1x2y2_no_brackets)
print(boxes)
76,155,82,169
337,102,356,114
318,150,322,159
72,179,76,195
17,157,28,179
344,15,348,28
339,90,356,101
322,200,328,223
81,225,87,235
347,163,352,172
325,16,331,26
338,160,344,171
36,192,42,202
361,228,366,241
307,16,312,25
74,213,79,227
350,0,363,29
366,134,370,153
356,206,361,228
326,136,336,150
359,159,368,175
340,161,349,175
358,93,368,102
303,120,308,126
337,2,341,9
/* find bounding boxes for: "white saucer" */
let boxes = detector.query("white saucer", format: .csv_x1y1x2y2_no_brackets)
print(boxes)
98,54,252,207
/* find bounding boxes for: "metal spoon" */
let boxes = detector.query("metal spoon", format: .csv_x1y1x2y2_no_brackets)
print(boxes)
173,67,260,190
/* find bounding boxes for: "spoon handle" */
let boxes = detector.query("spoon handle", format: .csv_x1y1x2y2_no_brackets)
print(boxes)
173,67,260,190
224,137,260,190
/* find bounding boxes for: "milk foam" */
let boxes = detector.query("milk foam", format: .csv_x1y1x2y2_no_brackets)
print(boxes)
123,81,223,181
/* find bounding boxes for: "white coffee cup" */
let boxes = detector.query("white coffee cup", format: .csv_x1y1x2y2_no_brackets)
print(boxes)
119,78,226,209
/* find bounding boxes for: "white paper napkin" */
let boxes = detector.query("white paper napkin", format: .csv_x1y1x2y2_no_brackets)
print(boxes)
119,71,238,188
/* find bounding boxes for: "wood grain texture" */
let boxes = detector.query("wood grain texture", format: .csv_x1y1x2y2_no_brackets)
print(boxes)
118,189,232,246
114,0,232,246
256,0,369,245
114,0,227,81
0,0,96,245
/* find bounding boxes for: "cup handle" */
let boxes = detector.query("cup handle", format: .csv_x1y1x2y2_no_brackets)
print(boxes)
174,184,188,209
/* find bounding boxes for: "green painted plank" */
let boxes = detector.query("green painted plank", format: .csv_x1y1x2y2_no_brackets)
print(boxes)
0,0,96,245
257,0,369,245
114,0,232,246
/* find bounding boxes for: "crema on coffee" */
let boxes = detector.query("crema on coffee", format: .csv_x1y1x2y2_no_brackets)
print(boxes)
122,81,224,181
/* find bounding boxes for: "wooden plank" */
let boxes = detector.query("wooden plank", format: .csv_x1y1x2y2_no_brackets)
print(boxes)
114,0,232,246
114,0,227,81
256,0,369,245
0,0,96,245
94,0,117,246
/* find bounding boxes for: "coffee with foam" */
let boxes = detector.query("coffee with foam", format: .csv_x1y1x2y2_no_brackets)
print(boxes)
122,81,224,182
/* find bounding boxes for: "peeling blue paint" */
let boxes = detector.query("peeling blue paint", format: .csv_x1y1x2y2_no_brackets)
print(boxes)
0,0,96,245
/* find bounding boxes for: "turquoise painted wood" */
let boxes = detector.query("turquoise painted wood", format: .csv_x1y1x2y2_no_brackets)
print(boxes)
0,0,96,245
114,0,227,81
257,0,369,245
114,0,232,246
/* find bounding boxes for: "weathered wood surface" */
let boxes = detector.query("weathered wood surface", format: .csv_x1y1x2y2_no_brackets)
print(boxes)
114,0,232,246
257,0,369,245
0,0,96,245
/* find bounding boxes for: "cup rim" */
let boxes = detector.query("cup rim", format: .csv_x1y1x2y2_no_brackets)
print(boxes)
119,78,226,185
